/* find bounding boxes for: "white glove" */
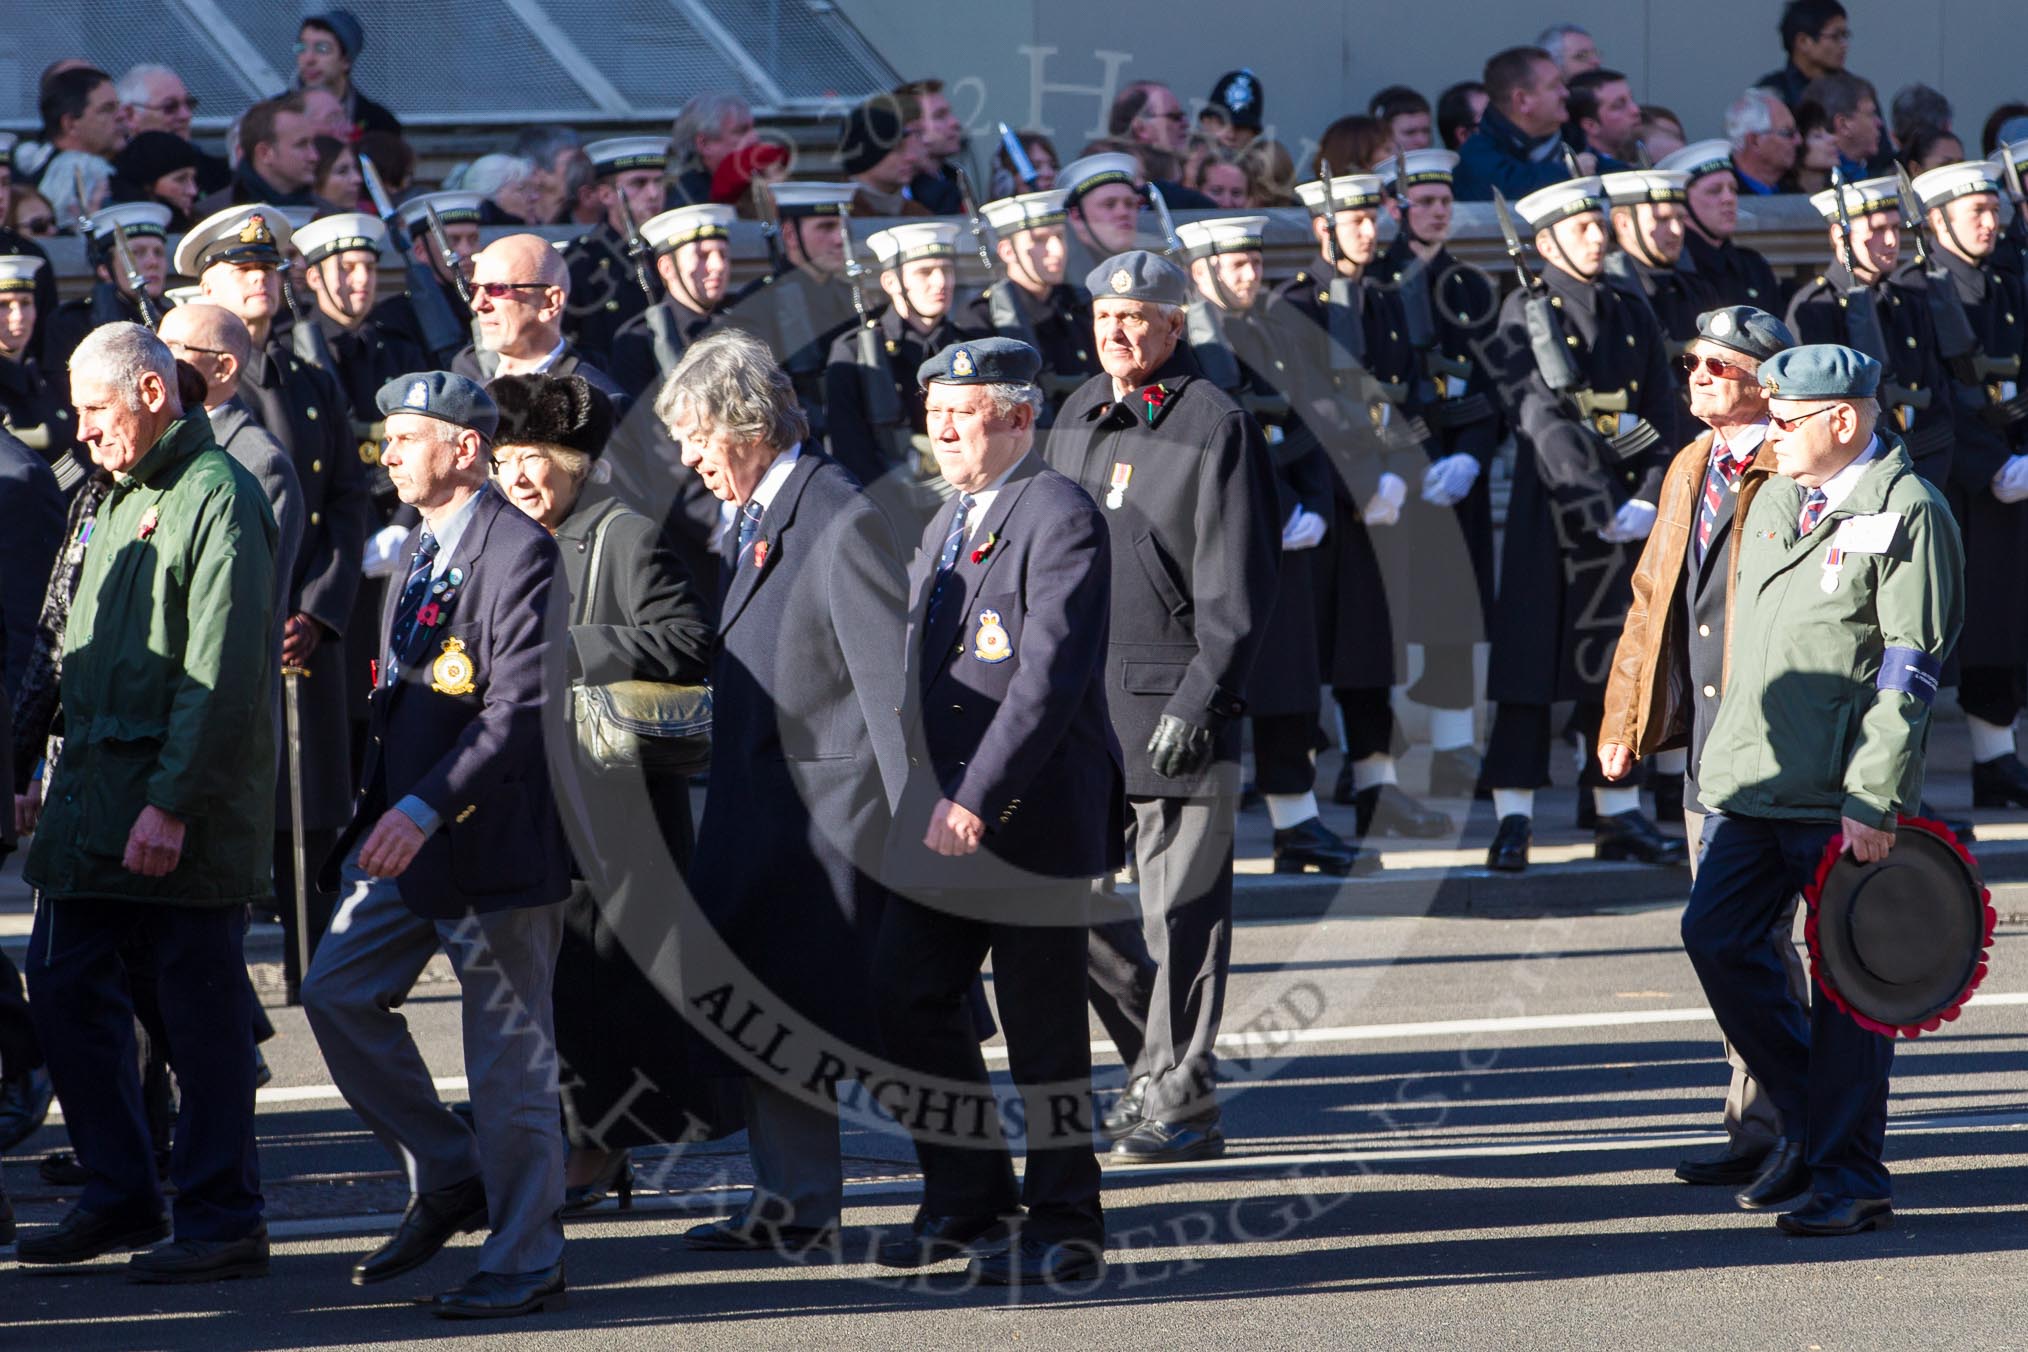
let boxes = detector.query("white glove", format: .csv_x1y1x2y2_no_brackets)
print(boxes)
362,523,412,578
1420,453,1481,507
1362,472,1408,527
1597,498,1658,543
1993,455,2028,504
1281,504,1327,551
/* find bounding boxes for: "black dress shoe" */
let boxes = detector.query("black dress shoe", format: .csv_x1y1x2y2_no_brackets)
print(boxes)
970,1236,1104,1286
1972,754,2028,808
1100,1073,1149,1141
876,1213,1011,1268
431,1262,568,1318
561,1151,633,1215
1576,793,1597,829
1238,782,1264,812
1650,771,1685,822
1735,1138,1809,1210
1776,1194,1893,1236
16,1204,171,1265
1272,817,1371,876
1354,784,1454,839
1674,1142,1774,1186
1331,758,1357,806
1426,745,1485,799
1594,810,1688,866
127,1227,270,1283
1108,1117,1225,1164
0,1069,54,1151
351,1175,488,1285
1486,814,1531,872
682,1211,836,1255
1918,799,1975,842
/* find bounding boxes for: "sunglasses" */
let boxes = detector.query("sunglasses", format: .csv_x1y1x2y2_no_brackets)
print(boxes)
1768,405,1837,433
471,281,551,299
133,95,201,115
1675,352,1753,381
19,216,56,235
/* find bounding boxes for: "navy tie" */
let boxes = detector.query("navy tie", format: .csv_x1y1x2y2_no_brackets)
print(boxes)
734,499,764,561
385,528,439,687
926,493,976,631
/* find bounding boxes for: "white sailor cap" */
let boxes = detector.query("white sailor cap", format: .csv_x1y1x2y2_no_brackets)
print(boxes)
174,203,292,277
0,254,45,292
1809,176,1901,221
1375,149,1459,191
639,203,735,253
294,211,388,264
767,181,856,217
0,131,15,167
1912,160,2003,210
165,284,203,308
1999,140,2028,177
1295,173,1385,214
981,189,1069,235
1175,215,1268,260
1656,139,1734,183
585,136,668,178
1058,153,1141,206
87,201,173,243
1601,169,1690,207
1515,177,1607,231
867,221,962,269
273,206,319,239
394,191,484,238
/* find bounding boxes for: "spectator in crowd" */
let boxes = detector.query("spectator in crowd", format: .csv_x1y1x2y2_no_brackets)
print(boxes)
357,129,414,199
1202,69,1265,150
0,141,60,365
1785,100,1840,194
667,94,753,208
1314,115,1393,177
1369,86,1433,157
990,128,1058,198
1197,144,1248,208
116,64,227,195
896,79,965,214
1567,68,1641,163
300,88,353,144
1111,81,1190,156
1759,0,1850,110
6,189,58,239
1803,71,1885,179
1454,46,1605,201
1637,106,1687,160
459,153,539,224
1726,88,1799,194
311,136,364,213
1890,83,1952,150
839,95,929,217
195,95,318,216
1980,103,2028,157
1537,23,1600,78
709,140,788,209
1899,127,1964,175
1241,137,1297,207
1437,80,1489,152
294,9,401,137
34,68,124,215
110,131,204,230
508,127,581,225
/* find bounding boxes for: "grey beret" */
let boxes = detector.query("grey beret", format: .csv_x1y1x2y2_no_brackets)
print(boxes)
918,336,1042,389
376,370,500,439
1759,344,1882,400
1086,249,1190,308
1696,306,1794,363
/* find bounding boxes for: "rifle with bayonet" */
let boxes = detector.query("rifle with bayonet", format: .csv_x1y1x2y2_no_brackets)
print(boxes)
1385,155,1437,351
1826,168,1891,362
420,198,490,373
109,220,164,328
1143,181,1182,256
838,202,909,455
1896,164,1979,365
280,250,337,377
1999,148,2028,255
613,176,687,377
998,123,1039,190
958,161,1041,351
73,168,135,329
360,155,467,364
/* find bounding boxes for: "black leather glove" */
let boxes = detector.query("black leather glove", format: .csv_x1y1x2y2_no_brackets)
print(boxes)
1146,714,1215,780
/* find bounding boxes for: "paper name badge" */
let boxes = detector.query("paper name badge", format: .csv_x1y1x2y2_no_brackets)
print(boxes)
1830,512,1902,555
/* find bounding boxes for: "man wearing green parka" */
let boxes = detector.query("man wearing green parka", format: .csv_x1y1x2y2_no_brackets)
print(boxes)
16,323,279,1282
1681,343,1963,1239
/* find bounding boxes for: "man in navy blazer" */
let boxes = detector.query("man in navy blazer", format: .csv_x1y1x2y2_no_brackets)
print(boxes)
302,371,573,1321
873,338,1121,1287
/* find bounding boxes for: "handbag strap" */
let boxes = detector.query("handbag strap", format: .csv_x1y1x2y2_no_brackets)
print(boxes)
578,502,620,627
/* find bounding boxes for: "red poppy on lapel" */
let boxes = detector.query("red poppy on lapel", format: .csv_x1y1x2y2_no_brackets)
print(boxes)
417,601,442,627
971,532,998,565
1141,383,1167,425
753,540,770,568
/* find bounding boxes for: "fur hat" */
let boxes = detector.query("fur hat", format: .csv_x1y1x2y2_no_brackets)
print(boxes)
487,373,614,460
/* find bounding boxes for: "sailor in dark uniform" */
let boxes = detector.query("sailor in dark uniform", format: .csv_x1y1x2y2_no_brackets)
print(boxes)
719,181,860,448
368,191,480,362
0,131,60,365
0,256,80,496
1603,169,1714,354
1656,140,1783,310
1058,153,1146,282
963,188,1098,424
608,203,733,399
44,203,173,372
561,136,670,365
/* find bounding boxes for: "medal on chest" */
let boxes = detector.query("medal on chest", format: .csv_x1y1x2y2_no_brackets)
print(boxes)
431,636,477,696
1107,461,1133,511
973,609,1013,663
1820,544,1845,594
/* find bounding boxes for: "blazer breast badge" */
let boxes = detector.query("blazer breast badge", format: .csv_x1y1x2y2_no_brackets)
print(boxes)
431,636,477,695
973,610,1012,664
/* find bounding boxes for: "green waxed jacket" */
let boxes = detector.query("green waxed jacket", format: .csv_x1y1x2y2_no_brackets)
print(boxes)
1698,435,1963,830
24,416,279,905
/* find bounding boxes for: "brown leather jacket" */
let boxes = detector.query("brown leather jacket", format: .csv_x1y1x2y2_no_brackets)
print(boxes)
1600,431,1715,757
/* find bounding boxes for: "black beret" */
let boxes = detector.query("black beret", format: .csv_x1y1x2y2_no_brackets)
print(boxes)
918,337,1043,389
1086,249,1190,308
1696,306,1794,363
838,96,908,177
487,373,614,460
376,370,499,439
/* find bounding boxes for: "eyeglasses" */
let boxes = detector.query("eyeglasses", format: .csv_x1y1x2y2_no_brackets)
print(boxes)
296,39,339,57
1675,352,1753,381
19,215,56,235
166,342,232,359
1819,27,1852,43
1768,405,1837,433
470,281,551,299
130,95,200,115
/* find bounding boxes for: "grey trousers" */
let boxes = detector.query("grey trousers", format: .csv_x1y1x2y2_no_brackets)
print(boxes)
304,861,567,1275
741,1076,842,1230
1687,807,1808,1150
1086,794,1234,1125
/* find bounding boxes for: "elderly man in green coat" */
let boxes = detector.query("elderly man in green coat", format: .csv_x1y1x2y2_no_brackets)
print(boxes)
1680,343,1963,1238
16,322,279,1282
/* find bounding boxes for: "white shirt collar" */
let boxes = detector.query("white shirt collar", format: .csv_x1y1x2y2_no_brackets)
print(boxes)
1814,433,1882,515
715,443,803,537
421,482,489,578
500,335,570,375
1712,420,1767,464
958,455,1028,538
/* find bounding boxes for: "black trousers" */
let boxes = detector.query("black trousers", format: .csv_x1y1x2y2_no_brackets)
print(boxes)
27,897,262,1241
1250,713,1319,795
274,828,339,999
0,947,41,1077
1958,665,2024,730
1332,686,1398,761
1482,700,1609,792
1408,641,1478,712
874,891,1103,1243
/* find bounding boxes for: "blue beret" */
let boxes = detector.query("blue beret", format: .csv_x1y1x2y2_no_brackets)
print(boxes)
918,337,1042,389
1696,306,1793,363
375,370,500,439
1087,250,1190,308
1758,343,1881,401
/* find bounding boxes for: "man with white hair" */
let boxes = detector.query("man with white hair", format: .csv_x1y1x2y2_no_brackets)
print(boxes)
1725,88,1800,195
1537,22,1601,78
116,64,227,194
15,322,279,1280
667,92,754,207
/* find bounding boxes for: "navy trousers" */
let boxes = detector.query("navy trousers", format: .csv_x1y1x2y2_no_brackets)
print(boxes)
1680,814,1896,1200
26,897,262,1241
